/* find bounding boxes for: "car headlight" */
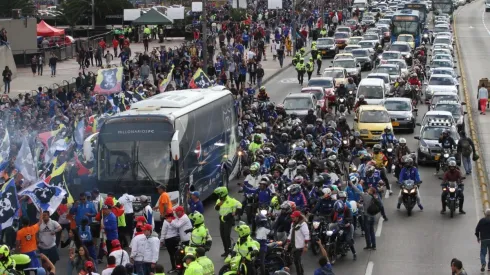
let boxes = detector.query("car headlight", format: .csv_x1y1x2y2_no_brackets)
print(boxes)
406,117,412,121
444,153,449,158
313,221,320,229
423,34,429,38
360,129,369,135
260,209,268,216
378,55,382,59
420,145,429,153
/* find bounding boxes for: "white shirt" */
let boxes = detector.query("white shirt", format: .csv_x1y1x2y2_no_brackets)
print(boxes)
101,267,114,275
160,220,179,241
38,220,61,249
247,51,256,60
109,249,130,266
118,193,136,214
130,234,146,259
169,214,192,242
287,221,310,249
131,234,160,263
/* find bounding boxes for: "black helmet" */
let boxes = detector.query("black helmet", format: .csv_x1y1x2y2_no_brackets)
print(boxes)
316,118,323,125
280,133,289,141
305,124,315,134
338,116,346,124
308,108,314,115
297,164,307,175
373,144,382,153
313,175,324,186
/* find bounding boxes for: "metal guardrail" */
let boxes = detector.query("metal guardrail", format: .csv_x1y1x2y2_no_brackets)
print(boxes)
12,45,76,67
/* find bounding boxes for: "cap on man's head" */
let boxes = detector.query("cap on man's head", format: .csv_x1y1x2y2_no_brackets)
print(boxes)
85,261,94,268
191,191,200,198
157,184,167,190
143,224,153,231
290,210,302,219
136,216,146,222
102,204,110,209
111,239,121,247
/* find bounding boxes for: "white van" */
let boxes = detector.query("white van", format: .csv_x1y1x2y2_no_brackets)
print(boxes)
353,0,368,11
486,0,490,11
356,78,386,105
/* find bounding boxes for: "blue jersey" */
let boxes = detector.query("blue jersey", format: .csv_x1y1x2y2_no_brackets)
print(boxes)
288,192,308,210
398,167,421,183
363,170,382,188
381,133,397,146
312,198,334,215
345,184,363,202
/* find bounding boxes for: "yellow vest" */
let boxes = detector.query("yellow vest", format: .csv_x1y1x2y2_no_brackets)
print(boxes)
306,61,314,72
190,224,211,246
196,256,214,275
215,196,241,222
296,63,305,71
112,198,126,227
373,153,386,168
144,28,151,35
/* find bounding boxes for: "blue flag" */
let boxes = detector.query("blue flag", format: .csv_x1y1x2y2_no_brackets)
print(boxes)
0,178,19,231
74,119,85,148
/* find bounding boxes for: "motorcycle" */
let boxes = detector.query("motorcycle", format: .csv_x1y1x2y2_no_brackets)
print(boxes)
422,32,430,44
442,181,463,218
347,90,355,112
244,192,258,225
401,180,418,216
325,222,351,264
437,148,452,172
310,215,330,255
384,143,395,173
337,96,347,116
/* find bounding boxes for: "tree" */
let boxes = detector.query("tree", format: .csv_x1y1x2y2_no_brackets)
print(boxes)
60,0,133,27
0,0,35,18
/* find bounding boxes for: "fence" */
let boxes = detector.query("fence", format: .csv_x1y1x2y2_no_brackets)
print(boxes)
12,45,76,68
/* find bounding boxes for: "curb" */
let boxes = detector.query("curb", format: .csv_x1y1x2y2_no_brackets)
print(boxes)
260,50,312,87
454,16,490,210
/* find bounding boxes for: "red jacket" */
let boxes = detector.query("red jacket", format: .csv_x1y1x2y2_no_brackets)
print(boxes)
408,78,421,87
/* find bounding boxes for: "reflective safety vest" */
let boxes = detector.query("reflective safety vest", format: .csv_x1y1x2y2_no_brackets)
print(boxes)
184,261,203,275
296,63,305,71
320,29,327,36
190,224,211,246
317,53,322,61
112,198,126,227
233,237,259,261
307,61,314,72
215,196,241,222
144,28,151,35
196,256,214,275
312,44,317,51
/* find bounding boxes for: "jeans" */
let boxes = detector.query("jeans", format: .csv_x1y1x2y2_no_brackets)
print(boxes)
278,56,284,67
3,80,10,93
292,249,304,275
50,65,56,76
462,155,472,173
37,65,43,75
67,260,74,275
363,215,376,248
481,240,490,266
134,261,145,275
257,77,263,89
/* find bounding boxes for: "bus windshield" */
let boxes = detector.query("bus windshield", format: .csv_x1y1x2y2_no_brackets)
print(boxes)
392,20,420,36
404,4,427,22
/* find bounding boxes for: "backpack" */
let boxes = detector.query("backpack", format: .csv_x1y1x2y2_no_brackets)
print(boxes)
78,225,93,242
366,195,381,215
460,138,472,157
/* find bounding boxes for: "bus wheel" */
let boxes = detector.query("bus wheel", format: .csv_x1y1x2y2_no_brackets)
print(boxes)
222,169,229,188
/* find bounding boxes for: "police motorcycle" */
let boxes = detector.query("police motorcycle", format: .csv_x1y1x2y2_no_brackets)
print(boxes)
400,180,420,216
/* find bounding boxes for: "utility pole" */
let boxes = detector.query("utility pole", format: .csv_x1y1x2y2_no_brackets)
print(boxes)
292,0,296,55
91,0,95,29
202,0,209,69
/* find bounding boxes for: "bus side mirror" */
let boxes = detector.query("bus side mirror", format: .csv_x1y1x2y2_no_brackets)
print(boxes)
171,130,180,161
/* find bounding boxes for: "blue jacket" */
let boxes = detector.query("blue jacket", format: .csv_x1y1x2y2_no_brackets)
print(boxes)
188,199,204,214
288,193,308,210
103,212,118,241
362,170,382,188
70,202,97,225
345,184,363,202
312,197,334,215
398,167,421,184
276,142,290,156
243,186,273,205
381,133,397,146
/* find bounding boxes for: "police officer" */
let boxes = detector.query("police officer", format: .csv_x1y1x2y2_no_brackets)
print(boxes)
320,27,327,37
316,52,322,75
233,223,259,275
311,41,318,61
214,187,242,257
183,253,203,275
296,59,306,85
437,129,457,174
0,245,15,271
188,211,212,250
195,247,214,275
306,57,315,81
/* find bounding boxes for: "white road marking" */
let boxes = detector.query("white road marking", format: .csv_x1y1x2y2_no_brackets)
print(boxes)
482,9,490,35
365,261,375,275
375,216,383,237
279,78,298,83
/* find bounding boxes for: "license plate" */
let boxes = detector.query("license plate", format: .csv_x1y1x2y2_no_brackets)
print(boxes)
392,122,400,126
435,155,440,161
322,51,327,54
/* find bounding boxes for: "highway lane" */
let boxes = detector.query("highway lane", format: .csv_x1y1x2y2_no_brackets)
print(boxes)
55,29,481,274
457,0,490,176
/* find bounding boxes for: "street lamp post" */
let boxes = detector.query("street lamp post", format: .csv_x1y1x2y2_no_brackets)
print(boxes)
202,0,208,69
91,0,95,29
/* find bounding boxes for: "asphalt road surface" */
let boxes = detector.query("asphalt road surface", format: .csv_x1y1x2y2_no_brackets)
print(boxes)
55,13,485,274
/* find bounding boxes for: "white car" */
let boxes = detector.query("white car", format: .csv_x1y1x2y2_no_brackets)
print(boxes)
389,41,413,60
429,67,460,87
358,40,378,54
434,24,452,34
432,43,453,54
425,74,459,101
433,36,454,52
432,53,454,64
386,59,409,78
418,110,457,133
376,64,402,83
344,45,362,53
366,72,392,94
431,48,452,58
362,33,381,45
378,51,403,65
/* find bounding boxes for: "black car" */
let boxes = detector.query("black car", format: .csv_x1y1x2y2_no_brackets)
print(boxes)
351,49,375,71
316,38,338,58
414,124,461,165
433,100,467,133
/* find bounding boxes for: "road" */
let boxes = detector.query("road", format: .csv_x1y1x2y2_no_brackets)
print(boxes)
55,16,484,274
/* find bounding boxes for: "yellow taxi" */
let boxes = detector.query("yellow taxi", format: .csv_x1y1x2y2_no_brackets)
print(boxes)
397,34,415,49
322,67,348,87
354,105,393,145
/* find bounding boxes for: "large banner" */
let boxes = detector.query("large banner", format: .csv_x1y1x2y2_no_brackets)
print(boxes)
94,67,124,95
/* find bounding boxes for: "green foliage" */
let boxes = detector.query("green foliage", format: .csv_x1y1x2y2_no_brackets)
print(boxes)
60,0,133,26
0,0,35,18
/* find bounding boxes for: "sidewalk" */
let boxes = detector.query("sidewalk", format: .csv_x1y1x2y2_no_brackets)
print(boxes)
5,37,295,96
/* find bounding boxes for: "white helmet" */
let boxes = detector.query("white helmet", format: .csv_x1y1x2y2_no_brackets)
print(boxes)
399,137,407,144
322,188,332,196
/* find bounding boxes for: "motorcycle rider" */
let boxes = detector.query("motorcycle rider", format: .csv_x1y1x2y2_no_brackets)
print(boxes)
288,184,308,211
311,188,335,219
332,200,357,260
248,134,263,155
336,83,348,114
273,201,293,242
306,57,315,81
296,59,306,85
283,160,298,183
292,145,309,166
380,126,397,149
303,108,317,125
360,165,388,221
372,144,392,195
271,164,286,194
263,102,278,123
346,77,357,92
232,223,260,275
436,129,457,174
257,86,269,102
354,95,368,112
314,118,327,138
441,160,466,214
240,177,274,207
396,157,423,210
407,73,421,102
345,174,364,234
394,138,411,180
276,133,291,156
337,116,351,137
188,211,213,251
263,147,276,173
